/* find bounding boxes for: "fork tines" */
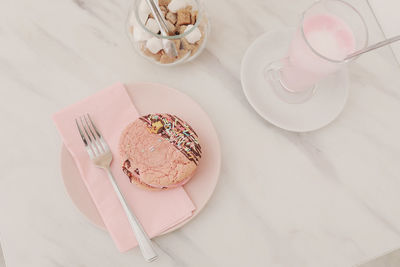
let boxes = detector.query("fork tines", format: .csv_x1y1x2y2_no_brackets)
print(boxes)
75,114,109,158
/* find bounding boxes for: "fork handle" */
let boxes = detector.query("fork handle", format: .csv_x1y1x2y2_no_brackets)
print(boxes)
105,168,158,262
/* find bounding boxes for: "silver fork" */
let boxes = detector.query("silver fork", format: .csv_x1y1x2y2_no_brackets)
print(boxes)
75,114,158,262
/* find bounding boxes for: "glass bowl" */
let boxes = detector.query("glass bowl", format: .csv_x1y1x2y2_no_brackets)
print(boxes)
126,0,209,66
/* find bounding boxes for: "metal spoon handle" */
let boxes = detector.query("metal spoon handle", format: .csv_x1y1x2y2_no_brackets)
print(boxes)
345,35,400,60
144,0,178,58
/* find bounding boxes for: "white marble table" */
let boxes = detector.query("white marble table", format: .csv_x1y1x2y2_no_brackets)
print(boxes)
368,0,400,64
1,0,400,266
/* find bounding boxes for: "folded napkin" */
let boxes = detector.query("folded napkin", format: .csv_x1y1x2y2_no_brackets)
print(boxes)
53,83,195,252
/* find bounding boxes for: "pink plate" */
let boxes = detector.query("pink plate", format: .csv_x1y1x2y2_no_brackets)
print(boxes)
60,82,221,234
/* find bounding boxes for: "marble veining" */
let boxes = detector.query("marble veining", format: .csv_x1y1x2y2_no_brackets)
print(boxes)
1,0,400,266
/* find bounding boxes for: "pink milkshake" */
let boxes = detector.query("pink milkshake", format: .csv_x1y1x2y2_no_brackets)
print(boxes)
281,14,356,92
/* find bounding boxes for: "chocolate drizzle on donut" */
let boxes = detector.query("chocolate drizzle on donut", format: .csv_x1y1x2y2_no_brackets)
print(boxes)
140,114,202,165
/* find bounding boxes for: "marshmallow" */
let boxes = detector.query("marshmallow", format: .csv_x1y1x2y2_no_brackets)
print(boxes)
139,0,159,15
184,24,201,44
129,12,151,41
133,25,152,41
146,18,160,34
138,0,158,24
168,0,188,13
146,37,163,54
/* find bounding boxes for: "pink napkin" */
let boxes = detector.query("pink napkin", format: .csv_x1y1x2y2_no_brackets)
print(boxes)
53,83,195,252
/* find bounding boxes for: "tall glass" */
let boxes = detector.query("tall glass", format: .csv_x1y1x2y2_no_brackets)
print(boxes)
265,0,368,103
